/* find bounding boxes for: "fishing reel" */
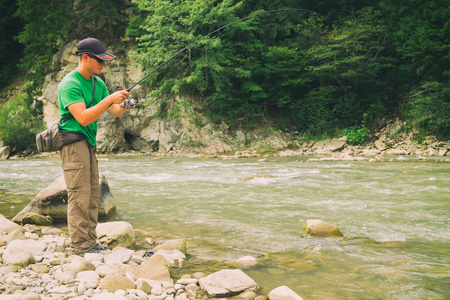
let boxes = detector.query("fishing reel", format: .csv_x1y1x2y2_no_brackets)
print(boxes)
123,98,138,110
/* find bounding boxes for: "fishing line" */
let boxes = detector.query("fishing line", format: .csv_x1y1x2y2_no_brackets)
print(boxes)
126,8,323,93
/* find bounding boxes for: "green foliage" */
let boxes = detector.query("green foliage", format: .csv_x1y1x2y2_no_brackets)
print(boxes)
0,0,23,87
0,94,44,151
405,81,450,139
381,0,450,81
343,125,368,145
13,0,131,97
14,0,73,96
2,0,449,147
127,1,396,134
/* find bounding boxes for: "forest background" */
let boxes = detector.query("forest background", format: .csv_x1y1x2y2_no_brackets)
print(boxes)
0,0,449,152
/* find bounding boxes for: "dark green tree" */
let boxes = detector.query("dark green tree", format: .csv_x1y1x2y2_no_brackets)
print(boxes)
0,0,24,88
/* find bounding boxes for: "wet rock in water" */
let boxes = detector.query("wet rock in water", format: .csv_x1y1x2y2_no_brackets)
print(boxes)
12,172,115,224
234,255,258,267
303,219,344,238
268,286,304,300
153,238,187,255
0,214,25,234
22,212,54,226
134,253,173,282
232,291,259,299
96,221,135,248
199,269,259,297
155,249,186,268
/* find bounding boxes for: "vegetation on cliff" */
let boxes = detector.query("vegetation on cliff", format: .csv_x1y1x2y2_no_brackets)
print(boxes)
0,0,449,152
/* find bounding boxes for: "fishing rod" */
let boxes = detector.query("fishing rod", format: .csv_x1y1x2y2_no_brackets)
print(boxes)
124,8,323,109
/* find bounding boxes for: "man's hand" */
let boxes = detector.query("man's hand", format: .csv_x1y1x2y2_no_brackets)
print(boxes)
109,90,129,104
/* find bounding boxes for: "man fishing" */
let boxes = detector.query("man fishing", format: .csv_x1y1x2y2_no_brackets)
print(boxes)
58,37,129,255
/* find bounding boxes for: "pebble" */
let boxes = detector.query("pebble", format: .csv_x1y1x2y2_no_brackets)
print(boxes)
0,222,303,300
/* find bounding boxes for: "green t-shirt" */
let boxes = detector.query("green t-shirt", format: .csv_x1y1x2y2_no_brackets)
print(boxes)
58,70,109,146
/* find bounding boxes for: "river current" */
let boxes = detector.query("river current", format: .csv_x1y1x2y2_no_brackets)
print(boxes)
1,156,449,299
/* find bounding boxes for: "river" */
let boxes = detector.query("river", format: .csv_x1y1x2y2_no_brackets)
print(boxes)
0,156,449,299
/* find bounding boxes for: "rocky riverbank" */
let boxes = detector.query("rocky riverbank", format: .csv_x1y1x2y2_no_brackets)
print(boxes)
1,117,449,161
0,214,320,300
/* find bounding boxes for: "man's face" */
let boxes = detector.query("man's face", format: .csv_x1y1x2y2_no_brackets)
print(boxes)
85,54,105,74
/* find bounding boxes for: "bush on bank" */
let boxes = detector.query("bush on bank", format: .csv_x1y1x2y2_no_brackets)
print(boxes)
0,0,449,152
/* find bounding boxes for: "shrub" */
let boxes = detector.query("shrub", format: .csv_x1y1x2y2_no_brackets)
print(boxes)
343,125,369,145
0,95,44,152
405,81,450,139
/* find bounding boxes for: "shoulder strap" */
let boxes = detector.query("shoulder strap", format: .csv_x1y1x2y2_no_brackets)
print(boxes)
88,75,97,108
60,75,98,125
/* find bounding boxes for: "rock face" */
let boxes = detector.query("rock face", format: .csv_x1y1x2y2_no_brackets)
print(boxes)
96,221,135,248
303,219,344,237
12,172,115,224
199,269,259,297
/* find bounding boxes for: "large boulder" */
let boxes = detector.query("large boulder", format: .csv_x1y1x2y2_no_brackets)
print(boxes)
199,269,259,297
0,214,25,234
12,172,115,224
303,219,344,238
96,221,135,248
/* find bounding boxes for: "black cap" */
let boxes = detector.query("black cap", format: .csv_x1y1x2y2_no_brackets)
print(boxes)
76,37,116,61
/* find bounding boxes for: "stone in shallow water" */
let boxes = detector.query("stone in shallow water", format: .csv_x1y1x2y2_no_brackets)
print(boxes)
268,286,303,300
153,238,187,255
303,219,344,237
96,221,135,249
12,172,115,223
199,269,258,297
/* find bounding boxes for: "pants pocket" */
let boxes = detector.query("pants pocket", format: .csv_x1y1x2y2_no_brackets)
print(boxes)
62,162,85,190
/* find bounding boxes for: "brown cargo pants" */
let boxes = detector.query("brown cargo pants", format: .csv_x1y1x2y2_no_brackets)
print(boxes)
60,139,100,254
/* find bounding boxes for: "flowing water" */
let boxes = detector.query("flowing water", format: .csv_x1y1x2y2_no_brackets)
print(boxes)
1,156,449,299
